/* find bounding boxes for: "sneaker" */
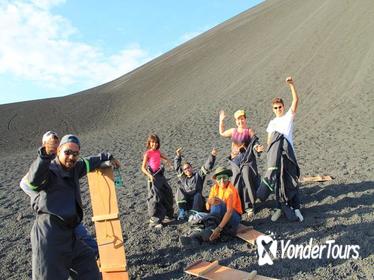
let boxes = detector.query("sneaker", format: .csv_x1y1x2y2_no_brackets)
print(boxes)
188,211,208,224
271,208,282,222
154,223,163,229
294,209,304,222
162,216,174,223
246,208,255,222
177,208,186,220
149,217,163,228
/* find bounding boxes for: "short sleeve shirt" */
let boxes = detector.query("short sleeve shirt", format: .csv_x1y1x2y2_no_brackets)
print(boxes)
266,109,295,147
208,182,243,215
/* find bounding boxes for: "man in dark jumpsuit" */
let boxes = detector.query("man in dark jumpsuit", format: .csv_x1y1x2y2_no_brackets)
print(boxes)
20,131,99,260
257,131,301,221
174,148,217,220
25,134,120,280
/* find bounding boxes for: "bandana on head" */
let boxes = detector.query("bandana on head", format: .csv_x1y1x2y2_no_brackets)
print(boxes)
59,134,80,148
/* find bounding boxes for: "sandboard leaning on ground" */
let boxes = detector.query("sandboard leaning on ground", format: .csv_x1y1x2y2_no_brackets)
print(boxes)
185,260,278,280
236,224,265,245
87,167,129,280
300,175,333,183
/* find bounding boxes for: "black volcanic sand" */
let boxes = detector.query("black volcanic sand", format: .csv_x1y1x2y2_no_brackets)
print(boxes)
0,0,373,279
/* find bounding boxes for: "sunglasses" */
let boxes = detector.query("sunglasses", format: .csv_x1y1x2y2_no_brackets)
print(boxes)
273,106,283,110
63,149,80,157
216,175,229,181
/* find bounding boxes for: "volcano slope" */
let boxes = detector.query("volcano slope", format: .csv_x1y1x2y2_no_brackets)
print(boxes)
0,0,373,279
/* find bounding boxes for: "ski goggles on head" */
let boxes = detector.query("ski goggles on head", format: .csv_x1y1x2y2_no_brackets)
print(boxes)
215,174,229,181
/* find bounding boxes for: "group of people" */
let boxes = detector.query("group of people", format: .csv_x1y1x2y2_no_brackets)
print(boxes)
21,76,302,279
140,76,303,240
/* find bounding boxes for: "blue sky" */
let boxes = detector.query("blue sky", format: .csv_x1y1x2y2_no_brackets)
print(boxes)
0,0,263,105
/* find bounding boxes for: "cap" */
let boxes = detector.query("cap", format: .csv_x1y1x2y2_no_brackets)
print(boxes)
59,134,80,148
212,166,233,179
42,131,58,144
234,110,246,119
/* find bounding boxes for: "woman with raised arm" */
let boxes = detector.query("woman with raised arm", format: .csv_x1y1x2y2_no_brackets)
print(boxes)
219,109,263,221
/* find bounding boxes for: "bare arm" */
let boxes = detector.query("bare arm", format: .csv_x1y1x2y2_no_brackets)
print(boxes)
141,153,154,181
209,201,234,241
219,110,234,137
206,197,217,210
286,76,299,114
218,208,234,229
160,152,173,169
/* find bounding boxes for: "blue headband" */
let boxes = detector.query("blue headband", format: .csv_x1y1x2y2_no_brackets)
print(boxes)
59,134,80,148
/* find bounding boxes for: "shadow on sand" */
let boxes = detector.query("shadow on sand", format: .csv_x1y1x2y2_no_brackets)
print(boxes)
127,181,374,279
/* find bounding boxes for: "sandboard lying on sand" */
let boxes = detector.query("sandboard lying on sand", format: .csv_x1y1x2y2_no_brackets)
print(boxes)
236,224,264,245
300,175,333,183
87,167,129,280
185,260,278,280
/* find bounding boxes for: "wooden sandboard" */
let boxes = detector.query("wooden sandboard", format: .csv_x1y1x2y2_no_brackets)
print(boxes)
185,260,278,280
300,175,333,183
87,168,129,280
236,224,264,245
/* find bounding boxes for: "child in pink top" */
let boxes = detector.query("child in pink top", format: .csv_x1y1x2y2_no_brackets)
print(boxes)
146,149,160,172
141,134,174,228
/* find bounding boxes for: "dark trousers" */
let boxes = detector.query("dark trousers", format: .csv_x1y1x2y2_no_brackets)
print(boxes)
177,191,205,212
31,214,100,280
147,173,174,222
210,203,241,235
74,224,98,258
275,182,301,210
230,162,259,212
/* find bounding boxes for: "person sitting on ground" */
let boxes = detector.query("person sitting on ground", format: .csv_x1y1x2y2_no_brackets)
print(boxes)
206,166,243,241
20,131,99,259
25,133,120,280
219,109,263,221
141,133,174,229
174,147,217,220
257,76,303,222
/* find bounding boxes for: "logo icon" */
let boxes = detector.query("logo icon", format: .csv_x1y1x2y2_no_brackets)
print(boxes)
257,235,278,265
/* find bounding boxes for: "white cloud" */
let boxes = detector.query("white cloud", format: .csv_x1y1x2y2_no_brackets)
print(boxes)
177,24,216,45
0,0,154,92
180,31,203,43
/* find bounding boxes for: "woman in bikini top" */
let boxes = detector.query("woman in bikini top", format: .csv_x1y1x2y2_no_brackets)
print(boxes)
219,109,255,159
